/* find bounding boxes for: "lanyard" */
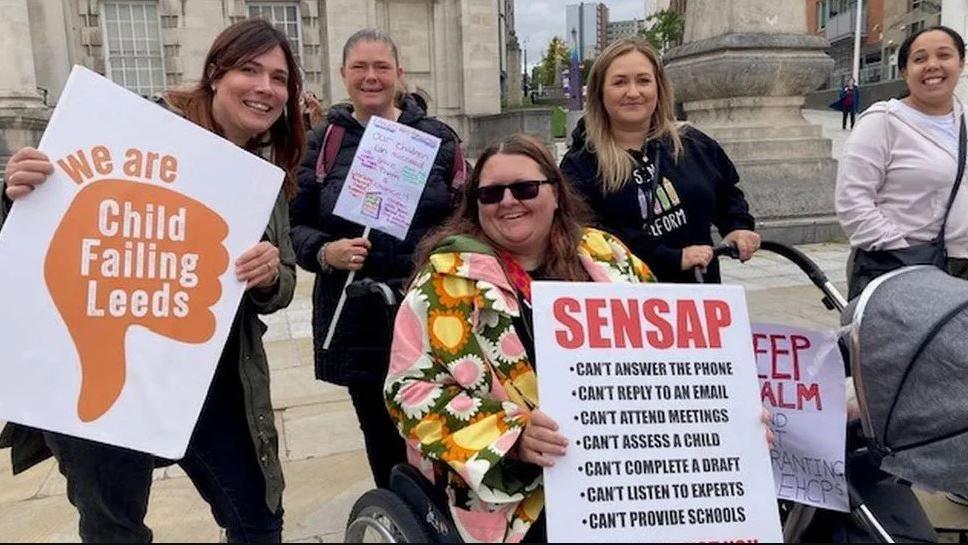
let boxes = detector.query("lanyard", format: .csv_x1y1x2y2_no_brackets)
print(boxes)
634,142,662,228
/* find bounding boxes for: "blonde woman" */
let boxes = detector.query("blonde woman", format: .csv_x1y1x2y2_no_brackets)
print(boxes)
560,38,759,283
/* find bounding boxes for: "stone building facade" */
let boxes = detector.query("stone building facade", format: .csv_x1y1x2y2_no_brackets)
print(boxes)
2,0,504,165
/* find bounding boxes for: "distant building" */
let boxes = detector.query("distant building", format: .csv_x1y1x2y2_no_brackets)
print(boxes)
607,19,647,43
1,0,504,167
566,2,609,61
806,0,940,89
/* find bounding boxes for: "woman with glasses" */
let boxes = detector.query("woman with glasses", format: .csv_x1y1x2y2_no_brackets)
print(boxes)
384,134,657,542
560,38,758,283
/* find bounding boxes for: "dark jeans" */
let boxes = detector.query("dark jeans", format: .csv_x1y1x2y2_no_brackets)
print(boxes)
348,381,407,489
842,108,856,129
44,357,282,543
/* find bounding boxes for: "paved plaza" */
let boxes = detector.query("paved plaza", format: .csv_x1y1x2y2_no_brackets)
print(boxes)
2,109,966,542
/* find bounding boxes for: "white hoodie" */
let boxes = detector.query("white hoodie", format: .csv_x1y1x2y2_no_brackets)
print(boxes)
835,98,968,258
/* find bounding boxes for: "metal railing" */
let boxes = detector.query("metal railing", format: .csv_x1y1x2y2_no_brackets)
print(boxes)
825,64,895,90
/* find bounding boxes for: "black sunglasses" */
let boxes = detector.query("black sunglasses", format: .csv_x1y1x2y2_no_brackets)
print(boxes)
475,180,555,204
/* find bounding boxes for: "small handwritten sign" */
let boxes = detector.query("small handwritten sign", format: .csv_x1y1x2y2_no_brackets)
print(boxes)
332,116,441,239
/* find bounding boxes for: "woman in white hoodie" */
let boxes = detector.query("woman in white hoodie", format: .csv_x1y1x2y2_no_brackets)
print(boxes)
836,25,968,297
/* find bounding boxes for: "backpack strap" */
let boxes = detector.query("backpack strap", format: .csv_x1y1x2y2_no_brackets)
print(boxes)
314,123,346,183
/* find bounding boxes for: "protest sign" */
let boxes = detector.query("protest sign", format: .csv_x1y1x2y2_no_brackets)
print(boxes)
0,65,283,459
321,115,442,350
533,282,782,543
331,115,441,240
754,323,848,512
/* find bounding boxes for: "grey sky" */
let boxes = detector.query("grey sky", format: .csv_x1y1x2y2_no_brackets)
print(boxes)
515,0,645,71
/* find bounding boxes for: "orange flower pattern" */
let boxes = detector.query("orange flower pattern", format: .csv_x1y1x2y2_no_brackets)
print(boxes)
385,228,654,542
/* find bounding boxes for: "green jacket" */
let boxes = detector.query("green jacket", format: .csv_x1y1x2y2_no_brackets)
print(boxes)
0,180,295,511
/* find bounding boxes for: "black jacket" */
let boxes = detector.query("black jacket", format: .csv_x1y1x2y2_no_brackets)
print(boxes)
560,120,754,283
290,97,459,385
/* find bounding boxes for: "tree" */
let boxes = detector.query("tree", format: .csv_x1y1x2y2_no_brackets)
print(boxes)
639,9,685,53
534,36,570,86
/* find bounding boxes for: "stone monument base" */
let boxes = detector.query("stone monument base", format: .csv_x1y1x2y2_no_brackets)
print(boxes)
0,108,51,175
683,96,843,245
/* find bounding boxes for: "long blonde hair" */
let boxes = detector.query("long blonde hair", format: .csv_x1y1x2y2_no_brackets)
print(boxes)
584,38,682,193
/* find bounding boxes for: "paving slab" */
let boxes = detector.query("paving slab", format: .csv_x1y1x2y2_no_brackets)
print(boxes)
282,401,365,462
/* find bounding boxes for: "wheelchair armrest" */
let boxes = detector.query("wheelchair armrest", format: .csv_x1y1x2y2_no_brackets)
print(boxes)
389,464,462,543
345,278,400,306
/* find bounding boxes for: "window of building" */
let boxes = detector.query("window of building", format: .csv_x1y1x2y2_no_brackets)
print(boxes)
829,0,857,17
817,1,828,30
101,1,166,97
248,2,302,62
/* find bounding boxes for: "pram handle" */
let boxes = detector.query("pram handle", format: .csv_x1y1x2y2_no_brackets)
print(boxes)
692,243,740,283
758,241,848,313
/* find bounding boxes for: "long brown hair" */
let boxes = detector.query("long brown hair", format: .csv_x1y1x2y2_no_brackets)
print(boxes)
585,38,682,193
415,134,592,282
165,18,305,198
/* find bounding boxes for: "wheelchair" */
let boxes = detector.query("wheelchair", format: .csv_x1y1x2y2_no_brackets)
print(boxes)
341,278,462,542
344,463,462,543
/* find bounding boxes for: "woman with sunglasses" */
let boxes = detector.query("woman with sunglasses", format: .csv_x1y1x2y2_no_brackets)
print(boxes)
384,134,657,543
560,38,758,283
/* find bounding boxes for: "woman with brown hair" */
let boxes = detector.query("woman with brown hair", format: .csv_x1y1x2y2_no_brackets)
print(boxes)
560,38,759,283
1,19,303,542
384,134,656,542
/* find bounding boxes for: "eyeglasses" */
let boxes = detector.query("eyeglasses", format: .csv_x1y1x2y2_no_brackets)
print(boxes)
475,180,555,204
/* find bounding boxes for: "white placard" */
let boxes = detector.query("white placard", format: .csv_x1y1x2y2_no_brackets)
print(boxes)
533,282,782,543
332,115,441,240
0,65,284,459
754,323,848,512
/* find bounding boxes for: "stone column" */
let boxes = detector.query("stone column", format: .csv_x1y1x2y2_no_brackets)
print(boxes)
0,0,51,172
507,35,523,106
0,0,45,109
664,0,840,244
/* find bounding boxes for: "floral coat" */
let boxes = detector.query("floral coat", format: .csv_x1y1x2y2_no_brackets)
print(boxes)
385,227,655,543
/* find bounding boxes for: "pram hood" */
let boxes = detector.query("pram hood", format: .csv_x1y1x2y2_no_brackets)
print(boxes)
846,266,968,496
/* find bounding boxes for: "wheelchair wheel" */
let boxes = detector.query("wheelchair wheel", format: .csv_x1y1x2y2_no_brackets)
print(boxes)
345,488,430,543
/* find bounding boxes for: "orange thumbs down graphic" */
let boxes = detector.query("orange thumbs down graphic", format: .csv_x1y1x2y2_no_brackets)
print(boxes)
44,179,229,422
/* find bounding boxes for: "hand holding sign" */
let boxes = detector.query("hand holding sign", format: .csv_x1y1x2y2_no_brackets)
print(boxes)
4,147,55,200
44,180,228,422
518,409,569,467
235,240,281,289
322,236,371,272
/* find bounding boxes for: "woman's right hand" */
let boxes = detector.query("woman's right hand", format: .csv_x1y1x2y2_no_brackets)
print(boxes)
321,237,372,271
680,245,714,272
516,409,569,467
4,148,54,201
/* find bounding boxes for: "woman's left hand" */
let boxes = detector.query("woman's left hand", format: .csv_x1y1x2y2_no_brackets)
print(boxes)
236,241,281,290
724,229,761,262
762,407,776,450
